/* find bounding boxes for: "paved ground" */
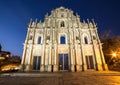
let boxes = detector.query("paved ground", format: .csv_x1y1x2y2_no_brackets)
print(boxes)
0,71,120,85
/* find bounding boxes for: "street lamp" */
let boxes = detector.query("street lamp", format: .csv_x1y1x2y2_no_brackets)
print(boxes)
112,53,117,57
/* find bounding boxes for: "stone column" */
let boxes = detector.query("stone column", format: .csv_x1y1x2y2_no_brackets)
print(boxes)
78,29,86,71
21,45,26,65
26,45,33,71
26,27,36,72
20,44,27,71
69,29,74,72
73,28,77,72
95,29,108,71
94,45,103,71
40,29,46,72
45,45,48,71
76,44,82,72
48,45,52,72
68,28,71,71
88,25,98,71
52,29,58,72
99,44,108,70
70,45,75,72
48,27,53,72
40,44,45,72
81,45,87,71
21,27,31,71
53,44,58,72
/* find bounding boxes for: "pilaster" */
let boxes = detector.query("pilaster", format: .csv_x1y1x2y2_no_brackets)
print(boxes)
25,64,31,72
97,64,103,71
48,45,52,72
94,28,108,71
70,45,75,72
71,64,75,72
75,44,82,72
76,64,82,72
21,45,27,65
20,64,25,71
103,64,108,71
53,65,58,72
81,44,87,71
83,64,87,71
40,65,45,72
48,65,52,72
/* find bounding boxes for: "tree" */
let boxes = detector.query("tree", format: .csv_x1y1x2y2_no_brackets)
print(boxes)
100,31,120,71
7,55,21,64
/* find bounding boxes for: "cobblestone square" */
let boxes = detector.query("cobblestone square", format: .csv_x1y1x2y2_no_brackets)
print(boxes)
0,71,120,85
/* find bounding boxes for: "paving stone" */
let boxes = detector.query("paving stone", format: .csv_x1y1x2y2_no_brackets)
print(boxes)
0,71,120,85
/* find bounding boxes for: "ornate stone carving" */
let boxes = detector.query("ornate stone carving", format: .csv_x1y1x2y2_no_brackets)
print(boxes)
21,6,108,72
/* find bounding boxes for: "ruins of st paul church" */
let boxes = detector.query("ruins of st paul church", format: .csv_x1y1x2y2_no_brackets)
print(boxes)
21,7,108,72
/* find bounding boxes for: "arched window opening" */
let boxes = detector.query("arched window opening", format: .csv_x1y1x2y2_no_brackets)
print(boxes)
93,36,96,40
61,21,65,27
76,36,79,40
61,14,64,17
60,36,66,44
38,36,42,44
84,37,88,44
29,36,32,40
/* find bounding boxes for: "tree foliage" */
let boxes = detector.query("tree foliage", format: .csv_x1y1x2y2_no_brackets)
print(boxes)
100,31,120,71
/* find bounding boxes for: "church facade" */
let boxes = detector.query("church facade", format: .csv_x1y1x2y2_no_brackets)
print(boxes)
21,7,108,72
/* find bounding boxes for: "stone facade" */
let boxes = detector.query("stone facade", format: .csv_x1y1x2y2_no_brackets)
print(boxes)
21,7,108,72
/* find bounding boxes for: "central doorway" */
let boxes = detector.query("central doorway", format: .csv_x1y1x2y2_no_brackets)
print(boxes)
58,54,69,71
86,56,94,69
32,56,41,71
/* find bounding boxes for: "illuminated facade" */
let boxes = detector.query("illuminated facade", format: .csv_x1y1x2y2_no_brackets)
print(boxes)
21,7,108,72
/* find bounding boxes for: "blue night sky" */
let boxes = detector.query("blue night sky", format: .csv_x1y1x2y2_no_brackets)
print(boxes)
0,0,120,57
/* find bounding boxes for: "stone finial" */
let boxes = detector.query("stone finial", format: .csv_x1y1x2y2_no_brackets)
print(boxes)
83,20,85,23
76,13,78,16
45,13,48,18
76,13,80,18
92,19,95,23
39,20,41,23
35,18,38,23
28,18,32,27
89,22,93,28
92,19,97,27
32,21,35,27
30,18,32,23
35,18,38,27
87,19,90,23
